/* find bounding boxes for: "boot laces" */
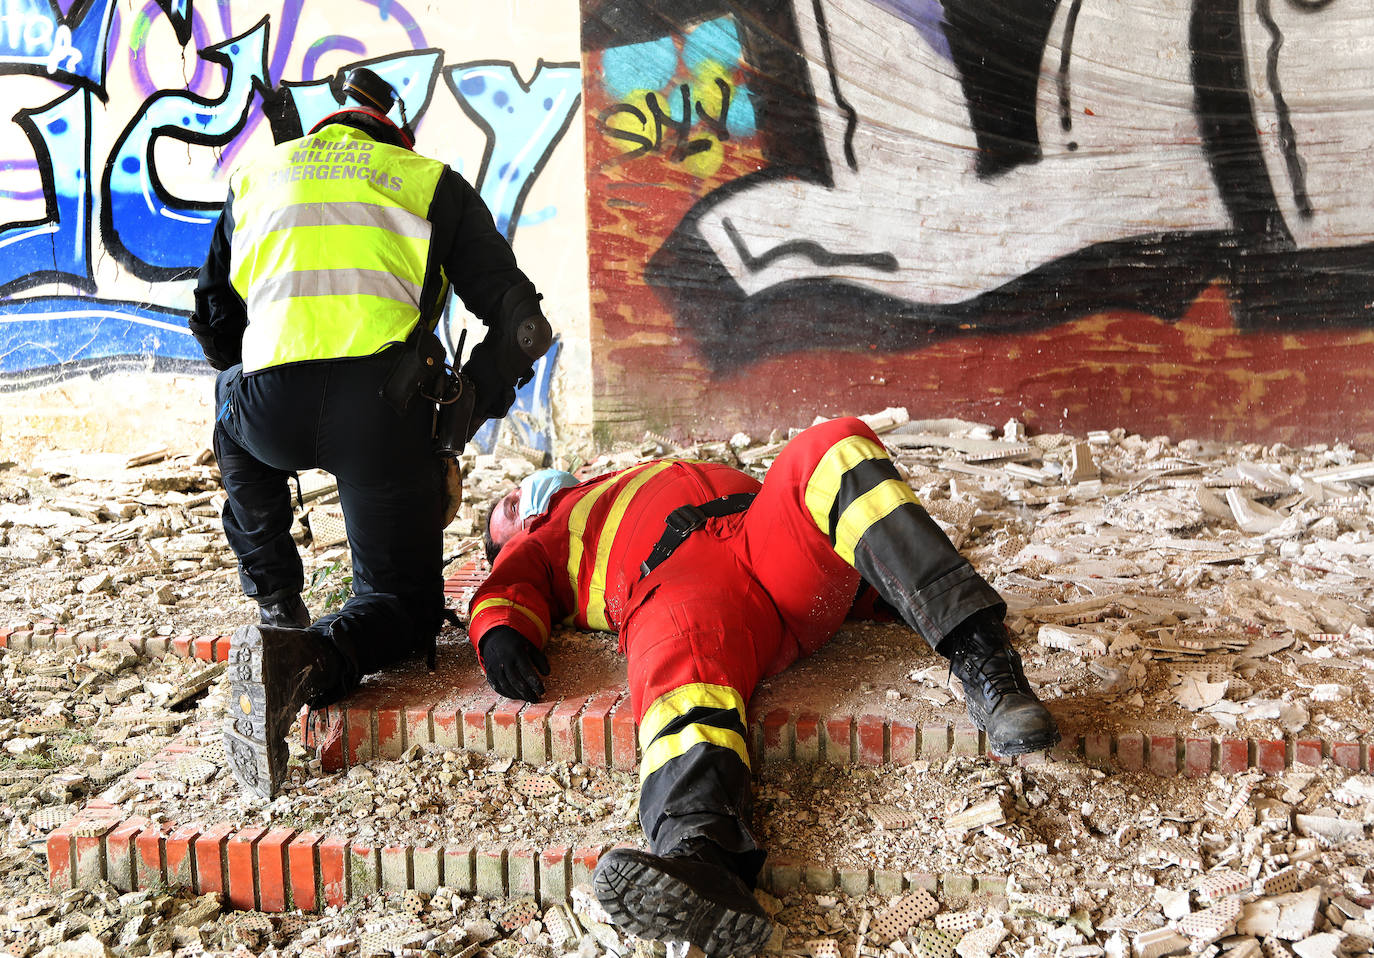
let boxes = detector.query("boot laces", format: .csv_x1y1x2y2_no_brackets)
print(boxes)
951,639,1025,707
971,648,1023,704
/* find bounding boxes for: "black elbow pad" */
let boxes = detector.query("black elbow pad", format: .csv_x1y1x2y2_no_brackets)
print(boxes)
497,282,552,366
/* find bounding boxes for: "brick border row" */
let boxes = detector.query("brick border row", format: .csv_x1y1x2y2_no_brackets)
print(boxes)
4,567,1369,780
4,627,1369,781
17,565,1374,915
307,696,1372,779
46,806,1007,912
0,624,231,662
43,721,1372,911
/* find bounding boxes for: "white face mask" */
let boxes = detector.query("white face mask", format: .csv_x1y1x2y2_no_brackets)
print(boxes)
517,469,578,524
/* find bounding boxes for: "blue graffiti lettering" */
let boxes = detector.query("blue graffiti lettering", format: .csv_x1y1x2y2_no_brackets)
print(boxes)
0,87,93,295
0,0,116,93
444,59,581,239
0,18,579,414
0,295,200,377
101,17,268,279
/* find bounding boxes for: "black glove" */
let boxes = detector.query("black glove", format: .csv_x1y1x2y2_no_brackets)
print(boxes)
478,626,549,701
187,316,241,371
461,340,526,424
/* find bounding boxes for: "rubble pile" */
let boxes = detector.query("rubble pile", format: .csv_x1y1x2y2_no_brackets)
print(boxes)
1,412,1371,957
0,447,236,640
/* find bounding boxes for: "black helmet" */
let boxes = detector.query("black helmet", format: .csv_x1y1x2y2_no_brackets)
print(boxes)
341,68,396,114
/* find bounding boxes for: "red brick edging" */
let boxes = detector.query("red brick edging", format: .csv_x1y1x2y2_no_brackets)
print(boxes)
302,696,1372,779
5,566,1368,782
5,621,1368,781
47,807,1006,911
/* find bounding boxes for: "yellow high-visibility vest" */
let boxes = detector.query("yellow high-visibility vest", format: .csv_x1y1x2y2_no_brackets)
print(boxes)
229,124,447,372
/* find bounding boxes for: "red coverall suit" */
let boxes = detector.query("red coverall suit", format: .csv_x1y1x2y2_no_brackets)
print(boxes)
467,417,1004,878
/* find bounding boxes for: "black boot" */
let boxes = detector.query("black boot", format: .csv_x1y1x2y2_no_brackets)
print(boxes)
223,624,352,799
258,594,310,629
593,841,773,958
944,614,1060,756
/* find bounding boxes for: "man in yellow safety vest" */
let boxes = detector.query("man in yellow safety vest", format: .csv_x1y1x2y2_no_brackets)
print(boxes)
190,67,552,799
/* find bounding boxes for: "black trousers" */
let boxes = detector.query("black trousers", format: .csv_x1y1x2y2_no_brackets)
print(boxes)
213,349,444,679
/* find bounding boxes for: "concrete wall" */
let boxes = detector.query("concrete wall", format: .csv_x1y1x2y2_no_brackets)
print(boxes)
583,0,1374,446
4,0,1374,455
0,0,590,457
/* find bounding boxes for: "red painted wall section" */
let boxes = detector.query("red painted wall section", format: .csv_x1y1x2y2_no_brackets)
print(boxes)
581,3,1374,446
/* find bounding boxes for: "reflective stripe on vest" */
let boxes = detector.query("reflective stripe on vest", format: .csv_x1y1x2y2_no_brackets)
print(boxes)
229,124,446,372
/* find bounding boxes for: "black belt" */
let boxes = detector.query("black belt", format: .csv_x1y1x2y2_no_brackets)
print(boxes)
640,492,757,577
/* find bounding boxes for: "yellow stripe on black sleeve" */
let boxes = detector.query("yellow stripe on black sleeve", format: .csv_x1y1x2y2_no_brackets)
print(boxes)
803,434,891,536
640,724,750,781
638,683,749,781
833,478,916,564
639,683,747,747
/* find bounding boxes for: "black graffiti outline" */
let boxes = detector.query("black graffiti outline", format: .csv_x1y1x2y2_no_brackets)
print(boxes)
1191,0,1293,248
943,0,1059,177
722,217,897,273
1257,0,1314,220
810,0,858,171
154,0,193,47
645,85,710,162
597,101,652,160
693,77,733,143
98,16,270,282
596,78,734,167
638,0,1374,376
1,89,96,297
443,57,582,246
654,82,724,161
1055,0,1084,145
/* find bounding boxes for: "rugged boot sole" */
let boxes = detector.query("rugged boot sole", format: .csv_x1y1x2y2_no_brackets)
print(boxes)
594,849,772,958
964,695,1062,756
223,625,297,800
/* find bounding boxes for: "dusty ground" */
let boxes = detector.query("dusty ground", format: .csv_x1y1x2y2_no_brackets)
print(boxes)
1,398,1372,957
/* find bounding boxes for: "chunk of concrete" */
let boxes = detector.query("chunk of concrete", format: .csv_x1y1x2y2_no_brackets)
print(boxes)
1273,887,1323,941
1132,928,1190,958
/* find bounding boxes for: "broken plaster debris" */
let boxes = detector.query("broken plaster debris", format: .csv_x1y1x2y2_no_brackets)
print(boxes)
1,413,1373,958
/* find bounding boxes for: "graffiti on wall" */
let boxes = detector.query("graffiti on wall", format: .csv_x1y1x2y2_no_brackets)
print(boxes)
594,16,756,177
0,0,579,450
583,0,1374,440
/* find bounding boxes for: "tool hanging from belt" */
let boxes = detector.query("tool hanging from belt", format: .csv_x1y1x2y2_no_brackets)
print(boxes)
640,492,757,577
